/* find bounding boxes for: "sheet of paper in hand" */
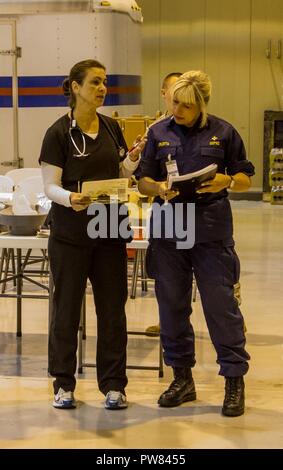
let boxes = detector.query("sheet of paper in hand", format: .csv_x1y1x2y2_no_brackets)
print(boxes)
81,178,129,203
167,163,218,199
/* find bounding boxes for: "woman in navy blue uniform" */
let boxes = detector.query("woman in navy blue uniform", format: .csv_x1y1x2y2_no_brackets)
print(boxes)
138,70,255,416
39,59,142,410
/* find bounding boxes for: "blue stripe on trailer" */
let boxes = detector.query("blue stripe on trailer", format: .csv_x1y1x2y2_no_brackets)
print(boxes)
0,75,141,107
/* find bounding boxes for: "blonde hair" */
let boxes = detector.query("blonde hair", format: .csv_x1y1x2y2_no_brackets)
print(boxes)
172,70,212,127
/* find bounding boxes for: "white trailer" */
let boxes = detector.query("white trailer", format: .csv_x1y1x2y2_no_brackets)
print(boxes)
0,0,143,170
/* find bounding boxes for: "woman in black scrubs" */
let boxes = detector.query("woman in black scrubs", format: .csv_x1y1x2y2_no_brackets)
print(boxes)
39,59,142,410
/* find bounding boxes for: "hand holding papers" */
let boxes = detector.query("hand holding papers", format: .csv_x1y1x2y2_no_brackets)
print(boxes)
82,178,129,204
167,163,218,200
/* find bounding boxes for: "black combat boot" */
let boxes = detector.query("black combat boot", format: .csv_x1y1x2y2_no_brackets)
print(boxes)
222,376,245,417
158,367,196,407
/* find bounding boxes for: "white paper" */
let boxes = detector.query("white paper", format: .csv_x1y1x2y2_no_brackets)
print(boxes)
81,178,129,203
168,164,217,186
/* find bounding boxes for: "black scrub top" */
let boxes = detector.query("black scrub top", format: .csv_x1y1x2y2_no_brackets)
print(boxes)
39,113,128,245
138,114,255,244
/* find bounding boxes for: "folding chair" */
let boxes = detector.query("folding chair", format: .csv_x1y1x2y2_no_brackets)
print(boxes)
5,167,41,186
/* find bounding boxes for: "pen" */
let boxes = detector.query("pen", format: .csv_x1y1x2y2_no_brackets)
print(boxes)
127,141,140,154
127,131,147,154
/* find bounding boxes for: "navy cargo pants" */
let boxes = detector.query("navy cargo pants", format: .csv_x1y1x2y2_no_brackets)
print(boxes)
146,239,250,377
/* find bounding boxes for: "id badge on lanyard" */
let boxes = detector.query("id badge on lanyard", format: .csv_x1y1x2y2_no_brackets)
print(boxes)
165,153,179,178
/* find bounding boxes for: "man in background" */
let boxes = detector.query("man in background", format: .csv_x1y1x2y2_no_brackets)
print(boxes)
144,72,182,337
160,72,183,118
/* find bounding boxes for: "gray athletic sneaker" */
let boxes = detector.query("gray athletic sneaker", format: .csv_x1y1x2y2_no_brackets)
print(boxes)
104,391,128,410
53,387,76,409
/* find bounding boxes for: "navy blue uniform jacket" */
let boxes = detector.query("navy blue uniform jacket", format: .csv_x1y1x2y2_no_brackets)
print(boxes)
138,114,255,244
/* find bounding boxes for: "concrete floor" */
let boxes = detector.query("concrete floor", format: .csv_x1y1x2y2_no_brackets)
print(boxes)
0,200,282,449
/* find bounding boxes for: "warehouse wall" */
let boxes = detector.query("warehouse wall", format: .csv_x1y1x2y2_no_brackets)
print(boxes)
139,0,283,190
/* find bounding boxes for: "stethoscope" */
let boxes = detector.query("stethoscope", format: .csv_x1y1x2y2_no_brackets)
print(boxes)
69,110,90,158
69,109,126,159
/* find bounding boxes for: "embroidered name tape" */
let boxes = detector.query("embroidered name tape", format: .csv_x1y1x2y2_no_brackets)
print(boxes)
158,141,170,147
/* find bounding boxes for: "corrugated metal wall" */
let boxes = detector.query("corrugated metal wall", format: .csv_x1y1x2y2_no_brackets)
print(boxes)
139,0,283,190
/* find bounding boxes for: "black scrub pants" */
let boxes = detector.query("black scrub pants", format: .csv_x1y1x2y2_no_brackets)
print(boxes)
48,237,128,395
146,239,250,377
